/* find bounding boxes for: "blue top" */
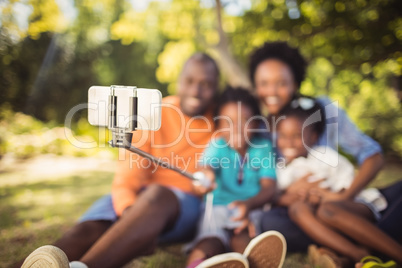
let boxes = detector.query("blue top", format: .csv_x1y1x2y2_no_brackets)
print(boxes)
259,96,382,166
315,97,382,165
201,136,277,205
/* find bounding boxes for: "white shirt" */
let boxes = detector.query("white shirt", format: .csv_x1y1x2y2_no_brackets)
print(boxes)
276,146,387,215
277,146,355,192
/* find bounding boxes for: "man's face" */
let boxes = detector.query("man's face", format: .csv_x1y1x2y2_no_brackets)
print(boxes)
177,59,218,117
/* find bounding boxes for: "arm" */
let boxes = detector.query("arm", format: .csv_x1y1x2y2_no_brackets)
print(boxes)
306,153,384,203
243,137,278,208
275,174,325,206
341,153,384,199
244,179,276,210
276,191,303,207
230,178,276,234
318,97,384,199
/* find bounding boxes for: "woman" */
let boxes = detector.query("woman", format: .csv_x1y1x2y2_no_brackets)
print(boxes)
248,42,384,252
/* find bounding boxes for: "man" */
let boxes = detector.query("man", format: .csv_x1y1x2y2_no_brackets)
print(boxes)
21,53,220,268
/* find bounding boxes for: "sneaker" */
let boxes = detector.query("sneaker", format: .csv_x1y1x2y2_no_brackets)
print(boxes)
21,245,69,268
69,261,89,268
307,244,321,266
196,252,249,268
243,230,287,268
308,244,353,268
359,256,397,268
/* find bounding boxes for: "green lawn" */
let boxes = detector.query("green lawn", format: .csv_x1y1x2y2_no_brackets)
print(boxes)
0,157,400,268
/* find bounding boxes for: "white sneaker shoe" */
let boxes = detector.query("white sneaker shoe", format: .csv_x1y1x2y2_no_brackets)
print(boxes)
21,245,88,268
196,252,249,268
243,230,287,268
21,245,70,268
69,261,88,268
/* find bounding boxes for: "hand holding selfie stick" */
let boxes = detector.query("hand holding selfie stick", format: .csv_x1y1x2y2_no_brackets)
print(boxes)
89,85,210,185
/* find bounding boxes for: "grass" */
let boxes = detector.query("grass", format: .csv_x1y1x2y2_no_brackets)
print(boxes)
0,156,400,268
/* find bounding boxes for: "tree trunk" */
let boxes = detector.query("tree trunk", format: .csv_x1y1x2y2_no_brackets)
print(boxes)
213,0,252,89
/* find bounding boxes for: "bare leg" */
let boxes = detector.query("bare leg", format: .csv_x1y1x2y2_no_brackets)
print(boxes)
230,229,251,253
12,220,112,267
289,201,369,262
54,220,113,260
320,200,376,222
186,237,226,266
317,201,402,264
80,184,180,268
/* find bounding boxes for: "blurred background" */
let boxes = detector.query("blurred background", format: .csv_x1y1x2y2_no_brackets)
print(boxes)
0,0,401,267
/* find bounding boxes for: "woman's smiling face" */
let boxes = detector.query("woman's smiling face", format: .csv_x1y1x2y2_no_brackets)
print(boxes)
254,59,297,116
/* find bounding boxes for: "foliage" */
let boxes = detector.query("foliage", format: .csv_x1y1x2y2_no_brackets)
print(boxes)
0,105,115,159
228,0,402,157
0,0,167,123
0,0,401,158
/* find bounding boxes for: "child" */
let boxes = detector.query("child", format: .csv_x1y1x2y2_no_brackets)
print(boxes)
186,87,285,268
274,97,402,267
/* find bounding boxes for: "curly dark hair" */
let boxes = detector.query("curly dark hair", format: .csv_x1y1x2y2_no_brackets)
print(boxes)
249,42,307,88
278,96,326,138
215,86,261,119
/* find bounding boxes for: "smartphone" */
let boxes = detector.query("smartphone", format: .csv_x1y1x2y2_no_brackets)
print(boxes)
88,85,162,131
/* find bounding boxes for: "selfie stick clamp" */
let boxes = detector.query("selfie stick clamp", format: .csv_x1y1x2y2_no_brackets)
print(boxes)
107,85,196,181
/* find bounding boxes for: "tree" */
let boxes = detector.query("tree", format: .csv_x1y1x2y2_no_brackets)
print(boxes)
1,0,401,157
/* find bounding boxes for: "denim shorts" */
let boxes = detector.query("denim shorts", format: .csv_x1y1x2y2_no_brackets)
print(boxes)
79,187,201,244
377,180,402,242
185,204,237,251
185,204,263,251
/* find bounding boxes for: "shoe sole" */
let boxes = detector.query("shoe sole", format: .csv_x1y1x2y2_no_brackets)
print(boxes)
196,252,249,268
243,230,287,268
318,254,339,268
309,245,341,268
308,244,321,266
21,245,69,268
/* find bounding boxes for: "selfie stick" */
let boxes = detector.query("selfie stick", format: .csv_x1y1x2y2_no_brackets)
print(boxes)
109,130,210,187
106,89,209,186
109,129,196,180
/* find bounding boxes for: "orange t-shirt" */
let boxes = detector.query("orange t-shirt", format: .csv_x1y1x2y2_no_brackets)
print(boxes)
111,95,215,216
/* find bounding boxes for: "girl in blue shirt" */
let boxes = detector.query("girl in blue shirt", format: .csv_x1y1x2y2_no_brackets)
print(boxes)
186,86,283,268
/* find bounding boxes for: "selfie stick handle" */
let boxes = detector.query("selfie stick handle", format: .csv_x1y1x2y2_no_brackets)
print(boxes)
109,129,195,180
